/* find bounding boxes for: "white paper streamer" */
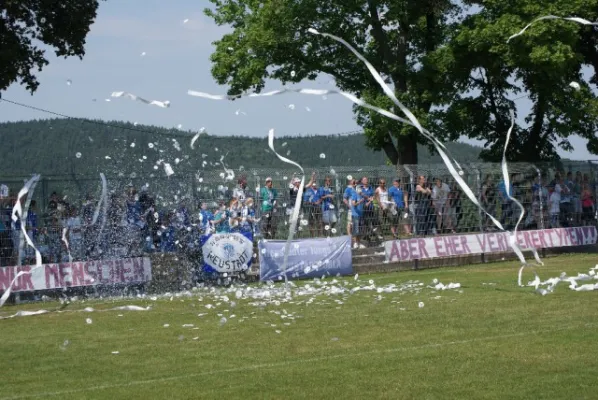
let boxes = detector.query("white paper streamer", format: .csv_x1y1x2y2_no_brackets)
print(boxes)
502,111,532,265
188,88,464,172
219,155,235,181
499,112,543,285
111,91,171,108
306,29,504,228
507,15,598,42
310,28,548,285
0,310,49,320
189,28,551,290
268,129,305,286
62,227,73,263
190,133,201,149
89,174,108,258
109,305,151,311
311,28,550,288
15,174,39,266
1,175,43,307
91,173,107,225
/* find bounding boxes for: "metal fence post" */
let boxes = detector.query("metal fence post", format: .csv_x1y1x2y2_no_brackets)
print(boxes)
472,165,486,263
590,161,598,227
403,165,419,270
333,170,342,235
533,166,544,230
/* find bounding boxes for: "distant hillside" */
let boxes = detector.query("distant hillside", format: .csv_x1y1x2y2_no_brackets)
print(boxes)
0,118,482,178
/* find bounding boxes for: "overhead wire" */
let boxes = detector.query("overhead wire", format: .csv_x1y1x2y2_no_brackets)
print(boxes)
0,97,364,138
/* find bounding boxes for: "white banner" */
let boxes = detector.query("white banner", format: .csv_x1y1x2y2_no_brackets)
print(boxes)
0,257,152,293
385,226,598,263
202,233,253,272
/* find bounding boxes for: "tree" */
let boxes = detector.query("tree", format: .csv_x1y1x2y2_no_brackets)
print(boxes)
0,1,103,93
204,0,459,165
431,0,598,162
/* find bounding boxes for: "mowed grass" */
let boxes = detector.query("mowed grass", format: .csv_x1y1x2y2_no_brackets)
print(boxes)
1,253,597,400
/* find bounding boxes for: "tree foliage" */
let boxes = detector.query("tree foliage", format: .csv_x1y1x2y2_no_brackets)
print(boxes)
0,0,102,93
430,0,598,162
205,0,598,164
204,0,458,165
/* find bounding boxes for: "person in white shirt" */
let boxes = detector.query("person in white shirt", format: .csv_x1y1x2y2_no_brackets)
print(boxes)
432,178,450,234
66,207,83,260
232,176,249,204
549,185,561,228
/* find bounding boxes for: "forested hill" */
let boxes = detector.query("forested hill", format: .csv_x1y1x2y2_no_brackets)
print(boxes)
0,118,482,177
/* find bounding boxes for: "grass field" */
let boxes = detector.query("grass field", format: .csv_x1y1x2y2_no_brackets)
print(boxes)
1,253,597,400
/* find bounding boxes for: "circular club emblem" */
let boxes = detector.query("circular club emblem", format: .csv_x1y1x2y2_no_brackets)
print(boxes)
203,233,253,272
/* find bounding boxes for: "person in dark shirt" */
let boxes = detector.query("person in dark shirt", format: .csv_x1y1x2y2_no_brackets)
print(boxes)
414,175,433,235
48,192,59,212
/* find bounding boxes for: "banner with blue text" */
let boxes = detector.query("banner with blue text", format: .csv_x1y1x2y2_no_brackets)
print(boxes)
258,236,352,282
200,231,253,274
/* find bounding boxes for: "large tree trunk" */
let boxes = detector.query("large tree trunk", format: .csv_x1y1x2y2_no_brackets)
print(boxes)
521,94,547,162
396,132,418,165
381,134,400,165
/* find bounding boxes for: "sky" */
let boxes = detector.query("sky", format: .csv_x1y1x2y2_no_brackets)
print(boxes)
0,0,595,160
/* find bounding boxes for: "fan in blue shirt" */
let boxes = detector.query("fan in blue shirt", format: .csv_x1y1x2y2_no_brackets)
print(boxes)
343,177,356,235
350,190,364,248
213,205,231,233
199,202,214,235
318,177,337,231
388,179,409,238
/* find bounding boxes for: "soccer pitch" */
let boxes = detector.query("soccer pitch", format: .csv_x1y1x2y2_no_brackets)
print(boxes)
1,253,597,400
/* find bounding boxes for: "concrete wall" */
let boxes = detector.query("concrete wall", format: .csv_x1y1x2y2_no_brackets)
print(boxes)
147,243,597,287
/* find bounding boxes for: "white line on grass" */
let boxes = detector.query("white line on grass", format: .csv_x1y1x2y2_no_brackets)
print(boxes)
2,323,593,400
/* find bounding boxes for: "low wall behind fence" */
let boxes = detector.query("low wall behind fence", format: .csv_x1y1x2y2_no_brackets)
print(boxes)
1,227,596,298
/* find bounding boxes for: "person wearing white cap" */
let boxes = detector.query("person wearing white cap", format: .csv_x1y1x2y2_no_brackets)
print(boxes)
288,173,312,213
260,177,278,239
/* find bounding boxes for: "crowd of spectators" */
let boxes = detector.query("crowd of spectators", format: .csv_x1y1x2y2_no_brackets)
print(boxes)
0,169,596,265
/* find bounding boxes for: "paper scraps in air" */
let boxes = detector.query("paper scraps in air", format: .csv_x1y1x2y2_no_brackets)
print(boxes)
164,163,174,176
507,15,598,42
219,155,235,181
111,91,171,108
188,90,464,173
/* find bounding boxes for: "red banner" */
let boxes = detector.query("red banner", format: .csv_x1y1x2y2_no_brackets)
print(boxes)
0,257,152,293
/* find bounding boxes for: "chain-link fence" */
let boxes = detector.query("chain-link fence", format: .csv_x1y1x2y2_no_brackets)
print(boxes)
1,161,597,266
